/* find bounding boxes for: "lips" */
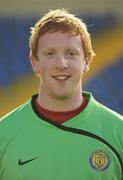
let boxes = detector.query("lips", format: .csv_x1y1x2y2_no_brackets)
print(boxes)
52,75,71,80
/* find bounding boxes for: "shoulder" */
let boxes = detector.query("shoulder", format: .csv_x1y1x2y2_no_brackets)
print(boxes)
84,91,123,125
95,100,123,122
0,99,31,133
93,98,123,138
0,99,32,152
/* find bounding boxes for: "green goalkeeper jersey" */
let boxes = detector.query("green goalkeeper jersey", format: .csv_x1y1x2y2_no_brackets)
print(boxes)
0,92,123,180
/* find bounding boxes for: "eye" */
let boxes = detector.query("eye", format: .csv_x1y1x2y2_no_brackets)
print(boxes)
67,50,78,57
69,51,76,56
45,51,54,56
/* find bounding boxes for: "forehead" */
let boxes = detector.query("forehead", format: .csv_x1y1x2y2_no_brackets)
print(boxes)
38,32,82,49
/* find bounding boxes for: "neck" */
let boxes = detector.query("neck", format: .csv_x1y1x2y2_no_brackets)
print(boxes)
37,88,83,112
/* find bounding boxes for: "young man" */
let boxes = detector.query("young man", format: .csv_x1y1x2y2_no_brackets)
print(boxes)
0,9,123,180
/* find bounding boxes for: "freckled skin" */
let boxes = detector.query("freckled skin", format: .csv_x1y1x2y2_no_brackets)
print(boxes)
31,32,86,111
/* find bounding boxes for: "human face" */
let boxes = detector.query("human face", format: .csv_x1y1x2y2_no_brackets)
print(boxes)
31,32,85,100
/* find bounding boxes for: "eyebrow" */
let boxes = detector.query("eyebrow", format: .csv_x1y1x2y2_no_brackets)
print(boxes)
65,48,80,51
40,47,80,51
39,48,56,54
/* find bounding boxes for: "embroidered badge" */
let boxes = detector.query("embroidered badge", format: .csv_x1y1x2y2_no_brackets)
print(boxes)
89,150,110,171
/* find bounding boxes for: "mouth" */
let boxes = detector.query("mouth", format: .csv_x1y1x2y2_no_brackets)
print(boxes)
52,75,71,81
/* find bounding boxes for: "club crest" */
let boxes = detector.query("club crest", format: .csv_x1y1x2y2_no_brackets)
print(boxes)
89,150,110,171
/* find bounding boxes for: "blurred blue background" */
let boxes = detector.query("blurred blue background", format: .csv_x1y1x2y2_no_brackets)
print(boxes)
0,0,123,116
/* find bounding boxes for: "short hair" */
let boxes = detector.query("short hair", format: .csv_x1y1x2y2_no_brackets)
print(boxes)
29,9,95,63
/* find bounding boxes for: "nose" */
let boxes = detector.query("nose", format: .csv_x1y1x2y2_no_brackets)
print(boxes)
55,53,69,70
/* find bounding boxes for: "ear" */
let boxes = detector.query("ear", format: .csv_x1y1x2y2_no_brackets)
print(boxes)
83,57,90,73
83,64,89,72
30,55,40,74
